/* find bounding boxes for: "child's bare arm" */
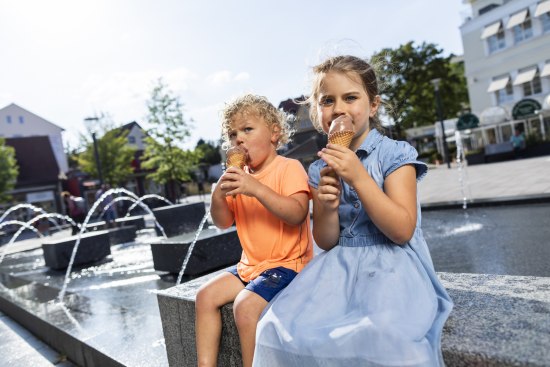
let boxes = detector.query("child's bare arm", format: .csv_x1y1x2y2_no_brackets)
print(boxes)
221,167,308,226
254,187,309,226
210,174,235,229
311,167,341,250
320,144,417,244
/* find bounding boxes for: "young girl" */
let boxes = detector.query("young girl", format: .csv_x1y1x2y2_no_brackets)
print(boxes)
195,94,313,367
254,56,453,366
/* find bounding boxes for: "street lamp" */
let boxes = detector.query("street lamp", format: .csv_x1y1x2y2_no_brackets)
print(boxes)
83,116,104,185
431,78,451,169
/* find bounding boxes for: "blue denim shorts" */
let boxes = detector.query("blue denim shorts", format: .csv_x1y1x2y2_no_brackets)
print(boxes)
228,265,297,302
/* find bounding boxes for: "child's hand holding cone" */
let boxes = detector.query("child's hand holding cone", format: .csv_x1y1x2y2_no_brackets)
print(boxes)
225,145,247,198
326,115,354,178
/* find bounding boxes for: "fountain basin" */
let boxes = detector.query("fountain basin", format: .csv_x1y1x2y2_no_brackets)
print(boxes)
42,230,111,270
115,215,146,230
152,202,206,237
84,215,146,232
150,227,240,275
0,241,172,366
105,225,138,246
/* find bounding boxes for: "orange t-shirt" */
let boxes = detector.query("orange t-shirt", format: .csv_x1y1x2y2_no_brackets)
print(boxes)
226,155,313,282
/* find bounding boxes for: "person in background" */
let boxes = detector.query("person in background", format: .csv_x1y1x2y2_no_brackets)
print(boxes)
61,191,86,235
95,184,117,228
510,127,526,159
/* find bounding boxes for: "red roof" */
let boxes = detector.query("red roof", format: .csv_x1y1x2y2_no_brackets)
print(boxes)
5,136,60,188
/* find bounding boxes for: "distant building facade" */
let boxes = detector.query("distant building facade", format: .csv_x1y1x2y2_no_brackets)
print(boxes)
459,0,550,149
0,103,67,212
114,121,163,197
278,97,326,167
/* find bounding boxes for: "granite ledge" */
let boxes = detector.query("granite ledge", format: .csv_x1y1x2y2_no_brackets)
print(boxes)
157,271,550,367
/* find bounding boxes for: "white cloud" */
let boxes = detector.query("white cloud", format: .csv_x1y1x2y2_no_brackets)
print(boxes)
206,70,250,86
206,71,233,86
233,72,250,82
80,68,199,123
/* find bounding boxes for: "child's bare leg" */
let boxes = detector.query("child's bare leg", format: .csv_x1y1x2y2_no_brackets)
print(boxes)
233,290,268,367
195,272,244,367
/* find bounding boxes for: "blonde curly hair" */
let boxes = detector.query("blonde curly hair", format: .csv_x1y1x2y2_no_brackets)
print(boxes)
220,94,293,150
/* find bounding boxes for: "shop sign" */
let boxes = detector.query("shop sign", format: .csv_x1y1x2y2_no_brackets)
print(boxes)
512,98,541,119
456,113,479,130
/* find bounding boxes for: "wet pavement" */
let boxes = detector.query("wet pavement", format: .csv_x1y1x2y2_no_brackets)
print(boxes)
0,156,549,366
0,225,236,367
0,240,172,366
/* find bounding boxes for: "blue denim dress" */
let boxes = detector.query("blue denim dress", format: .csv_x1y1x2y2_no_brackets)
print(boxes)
254,129,453,367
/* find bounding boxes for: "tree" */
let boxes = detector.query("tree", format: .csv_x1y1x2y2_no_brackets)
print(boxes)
141,79,200,202
196,139,222,166
0,138,19,202
371,42,469,135
64,141,81,170
78,117,136,186
194,139,221,183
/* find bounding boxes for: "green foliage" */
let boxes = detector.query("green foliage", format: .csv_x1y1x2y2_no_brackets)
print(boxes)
0,138,19,201
525,132,542,146
141,79,199,185
196,139,221,165
64,142,81,170
465,148,483,156
79,112,118,149
141,144,200,184
371,42,469,131
431,151,443,163
78,129,136,186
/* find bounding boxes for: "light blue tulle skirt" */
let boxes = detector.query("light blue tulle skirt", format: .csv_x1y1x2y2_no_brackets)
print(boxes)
253,232,452,367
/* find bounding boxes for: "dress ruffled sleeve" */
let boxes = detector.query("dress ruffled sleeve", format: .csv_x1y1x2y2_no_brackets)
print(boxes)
382,140,428,182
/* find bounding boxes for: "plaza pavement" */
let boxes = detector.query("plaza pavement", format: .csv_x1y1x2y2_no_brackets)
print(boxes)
1,155,549,366
418,155,550,205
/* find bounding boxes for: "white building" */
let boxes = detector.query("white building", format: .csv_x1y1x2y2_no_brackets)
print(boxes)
0,103,68,174
0,103,68,212
459,0,550,147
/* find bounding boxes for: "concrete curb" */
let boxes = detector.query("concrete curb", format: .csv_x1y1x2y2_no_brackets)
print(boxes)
421,193,550,211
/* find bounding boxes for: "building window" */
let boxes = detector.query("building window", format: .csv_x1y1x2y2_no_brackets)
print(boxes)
128,136,136,144
6,115,12,123
523,73,542,96
513,18,533,43
479,3,500,15
18,116,24,123
496,82,514,104
487,31,506,53
542,62,550,79
542,13,550,32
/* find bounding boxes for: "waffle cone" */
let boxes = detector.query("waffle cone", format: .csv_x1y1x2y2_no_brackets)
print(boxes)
328,130,354,148
226,152,246,169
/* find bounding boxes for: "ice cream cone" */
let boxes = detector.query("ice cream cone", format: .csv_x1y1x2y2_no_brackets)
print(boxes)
328,130,355,148
226,146,247,169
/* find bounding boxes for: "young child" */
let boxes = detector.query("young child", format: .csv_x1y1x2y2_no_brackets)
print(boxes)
254,56,453,366
195,94,313,367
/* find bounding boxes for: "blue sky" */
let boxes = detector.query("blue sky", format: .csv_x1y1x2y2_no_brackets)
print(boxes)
0,0,470,150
